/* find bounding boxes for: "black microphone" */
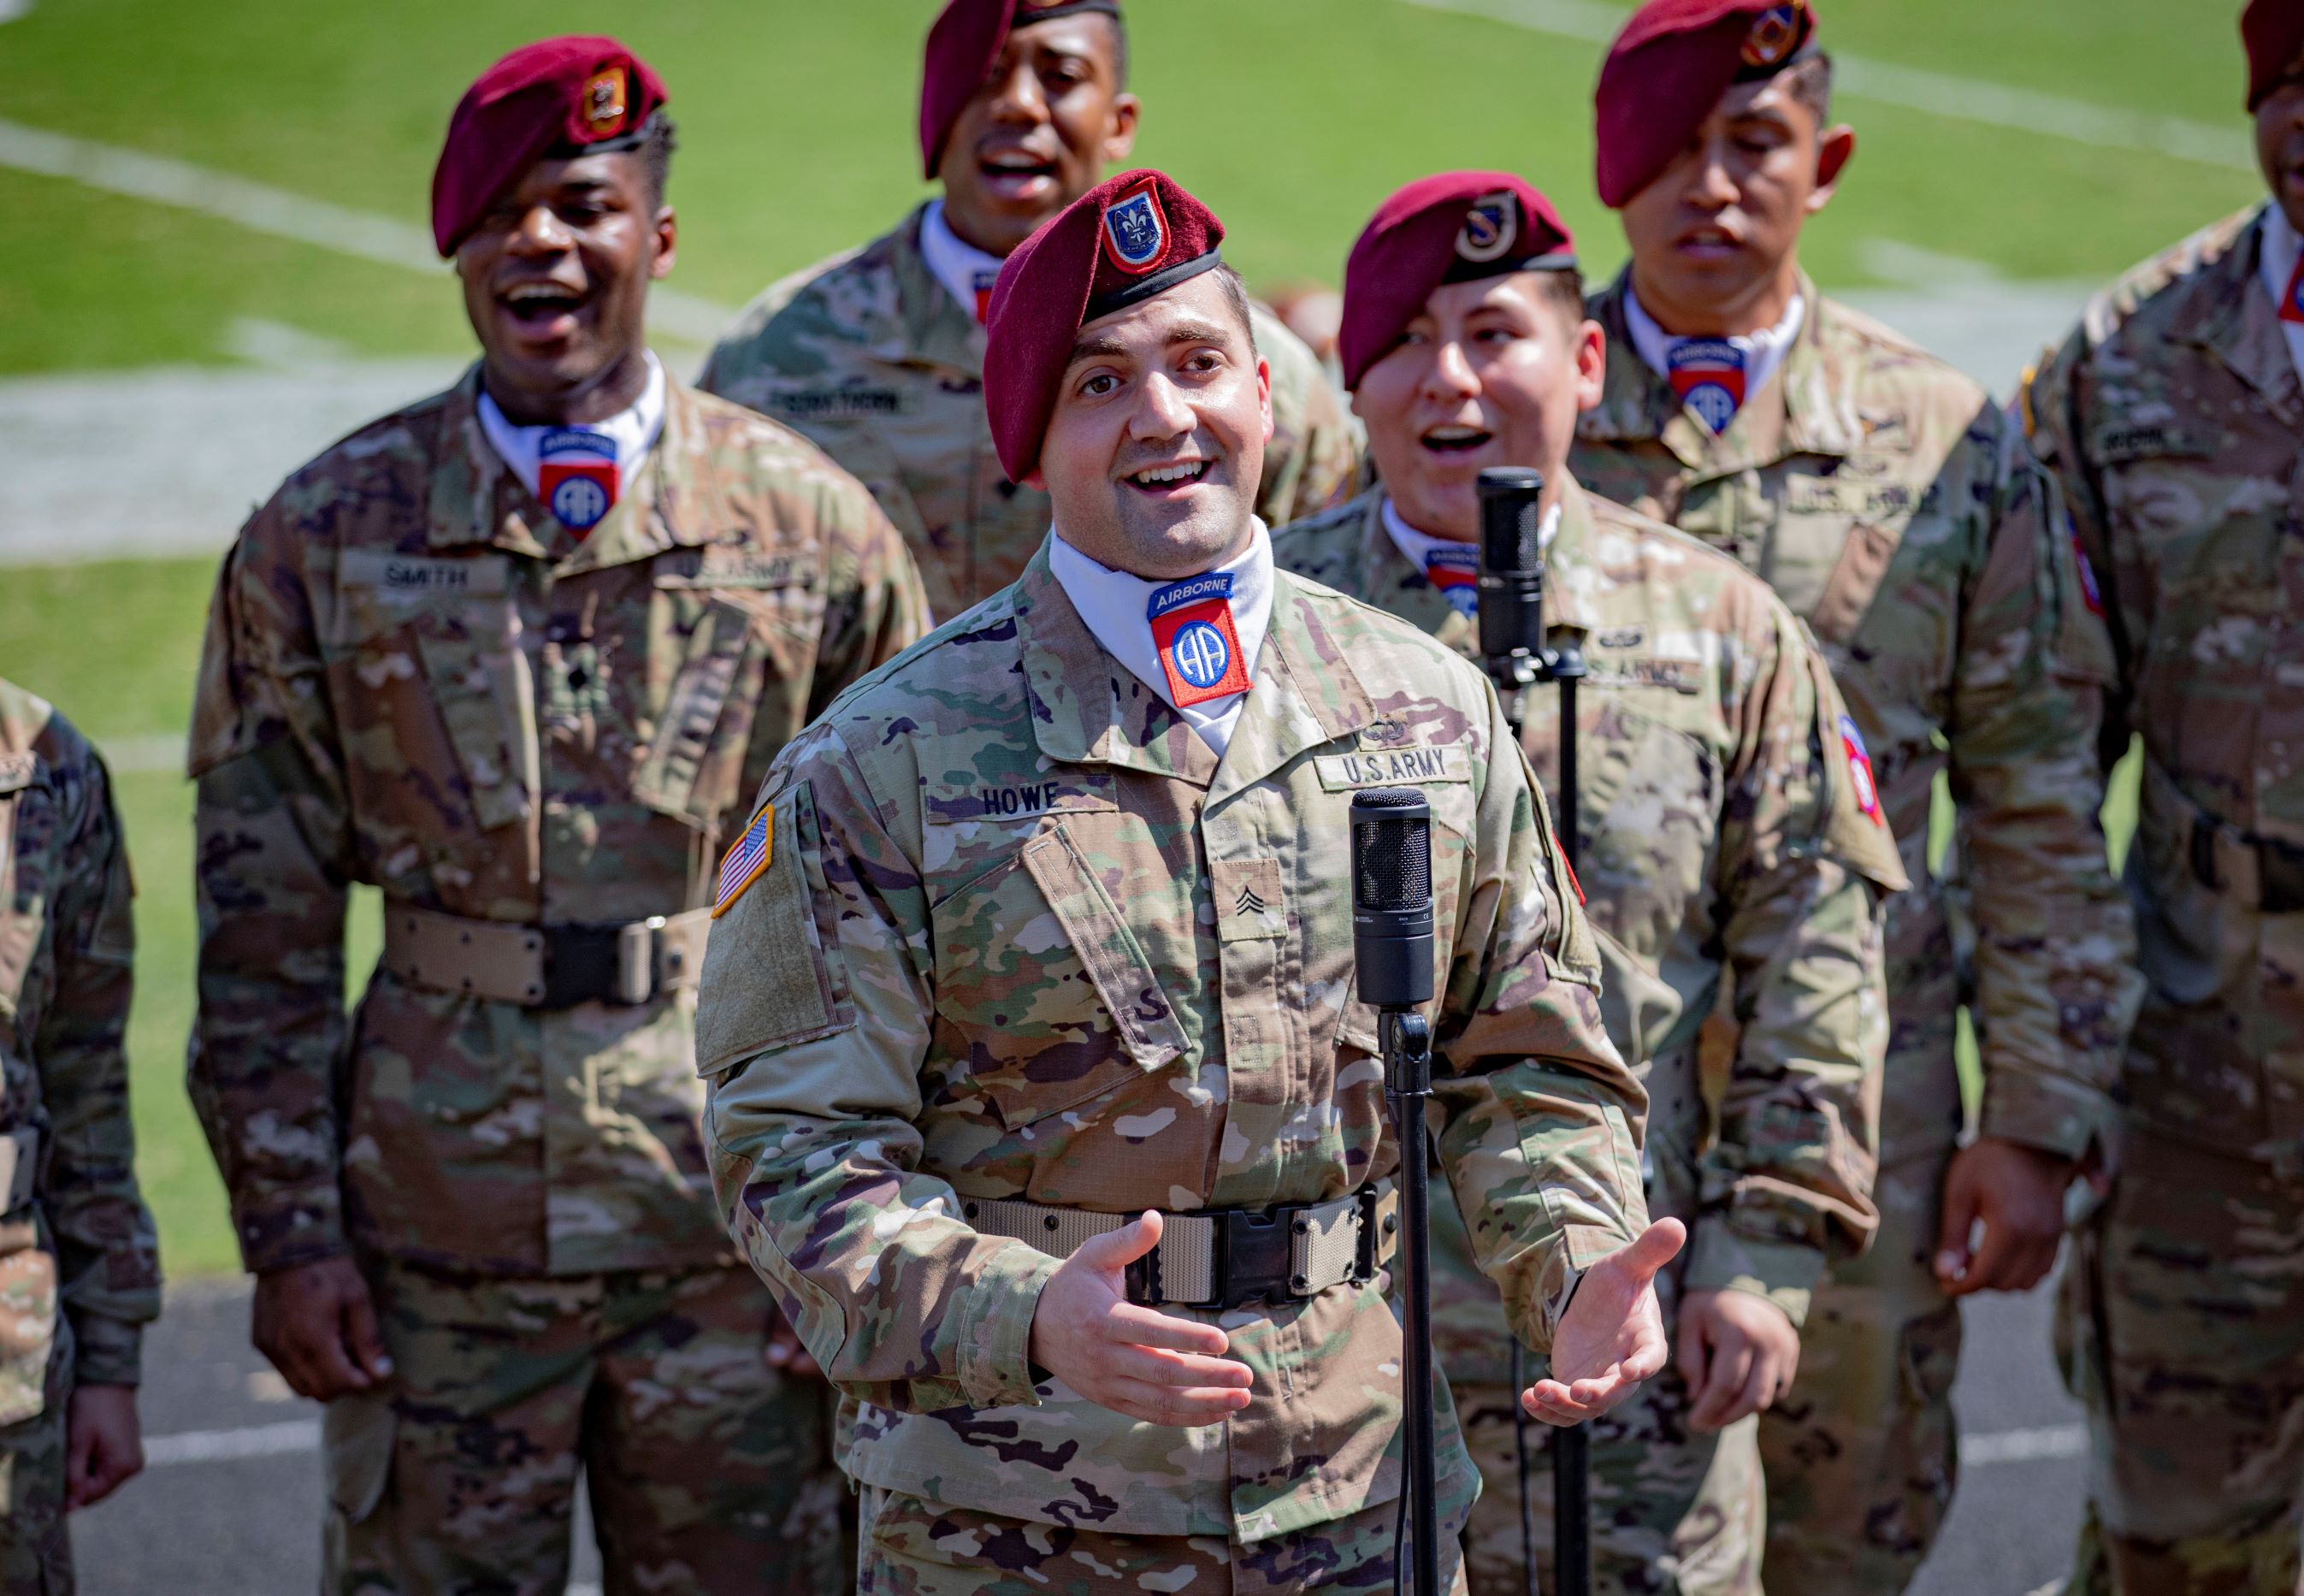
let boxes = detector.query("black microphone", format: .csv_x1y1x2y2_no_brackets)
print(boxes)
1350,788,1433,1011
1477,467,1548,666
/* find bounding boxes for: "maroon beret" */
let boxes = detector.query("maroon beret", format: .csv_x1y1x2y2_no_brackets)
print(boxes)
1338,172,1578,391
2246,0,2304,109
919,0,1123,179
432,37,667,257
1594,0,1820,208
983,169,1224,482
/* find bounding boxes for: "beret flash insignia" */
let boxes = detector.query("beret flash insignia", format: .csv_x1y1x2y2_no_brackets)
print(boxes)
582,67,630,136
1102,181,1169,274
1741,3,1806,69
1455,192,1519,265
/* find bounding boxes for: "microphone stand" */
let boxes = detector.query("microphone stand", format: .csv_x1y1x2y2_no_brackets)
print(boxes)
1474,470,1590,1596
1384,1006,1441,1596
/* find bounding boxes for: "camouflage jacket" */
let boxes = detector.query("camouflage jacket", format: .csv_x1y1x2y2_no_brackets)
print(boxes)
1573,272,2140,1167
699,544,1648,1541
697,204,1363,621
187,369,928,1278
0,680,160,1422
1273,486,1898,1375
2024,204,2304,1165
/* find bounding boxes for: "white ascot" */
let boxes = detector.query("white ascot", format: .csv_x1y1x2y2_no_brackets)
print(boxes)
1625,284,1805,425
2256,206,2304,384
478,352,666,504
921,199,1008,326
1049,520,1275,758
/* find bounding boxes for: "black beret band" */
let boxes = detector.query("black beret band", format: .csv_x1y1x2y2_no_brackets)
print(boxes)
1084,249,1223,323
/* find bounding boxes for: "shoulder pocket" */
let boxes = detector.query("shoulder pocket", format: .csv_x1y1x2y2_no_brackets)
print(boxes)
695,783,854,1075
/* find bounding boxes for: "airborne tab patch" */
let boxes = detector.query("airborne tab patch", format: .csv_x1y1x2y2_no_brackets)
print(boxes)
713,805,775,919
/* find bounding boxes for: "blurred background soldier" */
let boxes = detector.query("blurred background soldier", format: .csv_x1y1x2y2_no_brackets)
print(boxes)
185,37,926,1594
1566,3,2142,1590
1273,170,1901,1596
700,168,1679,1595
2022,3,2304,1588
698,0,1361,623
0,679,162,1593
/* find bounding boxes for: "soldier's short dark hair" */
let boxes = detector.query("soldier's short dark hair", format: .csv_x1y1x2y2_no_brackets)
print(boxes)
1105,14,1131,89
1533,263,1586,330
1784,52,1833,123
1212,262,1259,353
639,113,678,211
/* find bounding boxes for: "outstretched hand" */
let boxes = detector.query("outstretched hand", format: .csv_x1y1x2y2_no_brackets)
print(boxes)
1521,1217,1685,1427
1027,1212,1255,1427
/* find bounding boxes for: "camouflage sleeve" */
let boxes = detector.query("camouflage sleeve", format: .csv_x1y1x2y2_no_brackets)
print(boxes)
1432,682,1651,1354
700,730,1060,1416
2021,331,2132,754
1683,612,1893,1328
1952,412,2142,1162
804,482,931,728
186,517,360,1274
1250,309,1363,529
37,743,160,1386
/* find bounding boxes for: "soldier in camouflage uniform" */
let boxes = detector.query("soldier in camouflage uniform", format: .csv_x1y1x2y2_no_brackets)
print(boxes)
700,168,1681,1595
1568,4,2142,1590
0,679,162,1593
699,0,1360,624
1273,171,1901,1596
186,39,926,1595
2021,5,2304,1587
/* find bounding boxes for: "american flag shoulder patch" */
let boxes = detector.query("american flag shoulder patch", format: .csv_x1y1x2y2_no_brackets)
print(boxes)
713,805,775,919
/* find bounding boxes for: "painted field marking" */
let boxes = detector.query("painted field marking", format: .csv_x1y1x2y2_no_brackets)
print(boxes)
0,117,733,344
1398,0,2254,173
1963,1422,2088,1466
143,1419,320,1468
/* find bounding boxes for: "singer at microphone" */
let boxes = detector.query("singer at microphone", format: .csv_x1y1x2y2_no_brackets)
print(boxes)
699,165,1670,1596
1273,168,1903,1596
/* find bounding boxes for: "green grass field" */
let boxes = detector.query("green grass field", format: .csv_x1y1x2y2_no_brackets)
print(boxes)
0,0,2192,1274
0,0,2271,375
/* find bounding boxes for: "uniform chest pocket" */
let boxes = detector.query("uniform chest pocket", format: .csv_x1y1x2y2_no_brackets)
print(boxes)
634,594,772,831
929,823,1187,1131
333,559,534,836
1574,703,1720,954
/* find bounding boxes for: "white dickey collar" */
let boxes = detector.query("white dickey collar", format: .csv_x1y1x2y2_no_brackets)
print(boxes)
2256,206,2304,387
921,198,1008,326
1047,520,1276,759
476,351,666,502
1624,284,1806,419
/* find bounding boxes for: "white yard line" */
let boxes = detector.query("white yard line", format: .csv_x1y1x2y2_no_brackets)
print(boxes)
99,735,188,776
1962,1422,2088,1466
1398,0,2254,172
0,1,34,23
0,118,733,345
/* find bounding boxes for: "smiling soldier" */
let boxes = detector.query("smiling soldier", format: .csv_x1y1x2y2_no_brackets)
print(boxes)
1563,3,2142,1589
699,168,1681,1594
186,38,926,1594
1272,170,1902,1596
699,0,1360,623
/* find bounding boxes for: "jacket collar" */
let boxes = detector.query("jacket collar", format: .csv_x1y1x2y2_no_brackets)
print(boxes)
426,366,725,571
1013,542,1379,799
2169,204,2302,420
1581,268,1862,473
883,203,988,379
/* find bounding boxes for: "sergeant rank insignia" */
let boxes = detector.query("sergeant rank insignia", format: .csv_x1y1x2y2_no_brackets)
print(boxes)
1148,571,1252,707
1102,180,1169,274
713,806,774,919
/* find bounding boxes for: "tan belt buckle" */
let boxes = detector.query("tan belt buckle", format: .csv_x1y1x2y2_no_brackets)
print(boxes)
615,918,664,1007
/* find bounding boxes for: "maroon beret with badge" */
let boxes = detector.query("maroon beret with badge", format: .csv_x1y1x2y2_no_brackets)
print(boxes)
431,36,668,257
1594,0,1820,208
1338,172,1578,391
919,0,1123,178
983,168,1224,482
2245,0,2304,109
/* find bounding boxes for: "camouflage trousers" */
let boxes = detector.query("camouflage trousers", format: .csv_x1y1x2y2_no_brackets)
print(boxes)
1752,1140,1960,1595
325,1260,846,1596
857,1482,1469,1594
0,1348,70,1595
2058,1122,2304,1596
1455,1377,1761,1596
